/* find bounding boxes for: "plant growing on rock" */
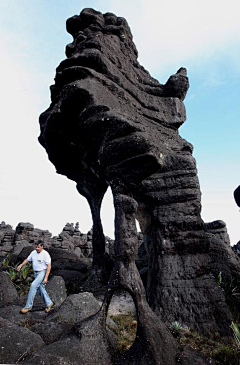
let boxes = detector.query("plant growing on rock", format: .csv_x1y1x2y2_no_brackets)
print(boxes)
231,322,240,350
2,256,10,268
215,271,222,286
107,313,137,353
170,321,183,332
4,257,34,295
171,324,239,364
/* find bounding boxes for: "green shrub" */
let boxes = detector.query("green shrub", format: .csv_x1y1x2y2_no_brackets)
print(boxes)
3,257,34,296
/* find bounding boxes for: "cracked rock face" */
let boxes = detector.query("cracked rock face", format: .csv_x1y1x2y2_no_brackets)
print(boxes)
39,7,238,363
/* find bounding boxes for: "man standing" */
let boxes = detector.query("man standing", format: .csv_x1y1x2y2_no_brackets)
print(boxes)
17,241,53,314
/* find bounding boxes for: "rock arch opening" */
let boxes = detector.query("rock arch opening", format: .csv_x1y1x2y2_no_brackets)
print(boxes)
106,289,137,353
38,8,237,363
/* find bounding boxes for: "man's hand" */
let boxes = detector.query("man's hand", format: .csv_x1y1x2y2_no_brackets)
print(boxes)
17,259,28,271
43,278,48,285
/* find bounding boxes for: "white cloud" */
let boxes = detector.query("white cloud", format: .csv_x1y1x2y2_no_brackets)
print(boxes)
108,0,240,79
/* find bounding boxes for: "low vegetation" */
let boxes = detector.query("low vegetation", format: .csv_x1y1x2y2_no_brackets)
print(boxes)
107,312,240,363
107,313,137,353
170,322,240,365
1,255,34,296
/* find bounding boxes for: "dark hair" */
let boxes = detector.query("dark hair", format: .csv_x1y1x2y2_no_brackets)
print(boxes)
35,240,44,246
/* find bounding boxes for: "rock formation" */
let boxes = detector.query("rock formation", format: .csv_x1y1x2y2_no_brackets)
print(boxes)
38,8,240,364
234,185,240,207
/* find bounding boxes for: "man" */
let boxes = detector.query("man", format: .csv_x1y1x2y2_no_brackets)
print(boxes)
17,241,53,314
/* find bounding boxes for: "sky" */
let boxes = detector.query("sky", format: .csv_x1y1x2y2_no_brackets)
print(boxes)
0,0,240,244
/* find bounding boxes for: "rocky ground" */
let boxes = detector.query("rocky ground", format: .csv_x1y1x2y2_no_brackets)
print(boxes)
1,221,239,364
0,221,141,364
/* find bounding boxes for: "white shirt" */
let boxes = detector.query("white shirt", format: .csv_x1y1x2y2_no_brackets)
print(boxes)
27,249,51,271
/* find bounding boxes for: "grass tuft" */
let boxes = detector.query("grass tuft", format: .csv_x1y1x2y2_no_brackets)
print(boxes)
107,313,137,353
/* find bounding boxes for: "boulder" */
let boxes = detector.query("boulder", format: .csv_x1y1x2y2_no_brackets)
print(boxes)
31,292,101,344
51,258,89,271
31,319,71,344
48,247,82,261
49,292,100,324
53,269,87,288
176,345,217,364
45,275,67,306
0,304,48,323
17,246,34,262
22,330,113,365
0,271,18,307
0,316,45,364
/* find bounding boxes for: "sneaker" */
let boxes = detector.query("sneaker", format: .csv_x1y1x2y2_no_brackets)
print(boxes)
20,307,32,314
45,302,54,313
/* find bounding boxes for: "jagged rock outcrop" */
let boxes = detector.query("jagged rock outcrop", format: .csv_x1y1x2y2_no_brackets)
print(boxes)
38,7,239,363
0,220,115,262
0,221,95,258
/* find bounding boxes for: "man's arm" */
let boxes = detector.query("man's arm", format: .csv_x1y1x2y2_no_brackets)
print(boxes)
17,259,29,271
43,263,51,285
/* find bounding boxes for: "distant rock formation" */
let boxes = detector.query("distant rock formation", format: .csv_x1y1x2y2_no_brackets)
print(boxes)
0,221,92,258
38,8,240,364
233,185,240,207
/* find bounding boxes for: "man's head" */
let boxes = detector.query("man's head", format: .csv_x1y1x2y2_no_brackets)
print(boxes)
35,241,44,253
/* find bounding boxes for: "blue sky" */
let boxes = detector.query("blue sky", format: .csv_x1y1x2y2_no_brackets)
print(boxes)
0,0,240,244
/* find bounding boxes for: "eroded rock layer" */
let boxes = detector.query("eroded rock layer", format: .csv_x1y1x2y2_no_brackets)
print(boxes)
39,8,239,363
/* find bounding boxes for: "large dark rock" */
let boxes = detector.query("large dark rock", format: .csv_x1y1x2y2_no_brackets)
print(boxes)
31,292,101,344
0,271,18,307
49,292,100,323
23,329,114,365
0,316,45,364
48,247,85,262
0,304,48,323
176,345,217,365
38,7,239,363
53,269,87,289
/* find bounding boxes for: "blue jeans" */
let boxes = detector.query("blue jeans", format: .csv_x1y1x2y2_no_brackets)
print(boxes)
25,269,52,308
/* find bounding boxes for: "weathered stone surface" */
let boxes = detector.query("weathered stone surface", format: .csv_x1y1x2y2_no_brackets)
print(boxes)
12,239,32,256
176,345,217,365
0,304,48,323
0,221,95,260
0,316,45,364
206,220,240,279
31,320,70,345
31,292,101,344
51,258,90,271
49,292,100,323
0,271,18,307
45,275,68,306
48,247,85,261
37,6,240,362
15,245,35,262
0,221,15,257
233,241,240,257
53,269,87,288
23,330,114,365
